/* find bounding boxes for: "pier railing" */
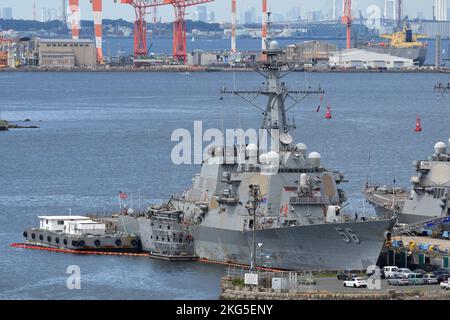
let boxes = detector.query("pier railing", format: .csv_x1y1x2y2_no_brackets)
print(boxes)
225,266,316,293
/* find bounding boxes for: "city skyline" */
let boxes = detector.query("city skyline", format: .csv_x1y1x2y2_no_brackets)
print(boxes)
0,1,443,23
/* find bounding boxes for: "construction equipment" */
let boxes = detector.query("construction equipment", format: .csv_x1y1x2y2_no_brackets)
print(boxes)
166,0,214,64
342,0,352,49
120,0,163,58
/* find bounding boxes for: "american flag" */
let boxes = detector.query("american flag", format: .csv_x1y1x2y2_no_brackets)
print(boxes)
119,191,128,200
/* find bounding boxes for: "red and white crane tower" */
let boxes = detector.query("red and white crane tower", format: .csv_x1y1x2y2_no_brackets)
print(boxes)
120,0,163,58
342,0,352,49
166,0,214,64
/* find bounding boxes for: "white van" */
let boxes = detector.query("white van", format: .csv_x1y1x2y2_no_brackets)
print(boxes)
383,266,399,279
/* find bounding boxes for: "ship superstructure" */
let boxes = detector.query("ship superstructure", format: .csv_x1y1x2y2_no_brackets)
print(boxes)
117,40,394,271
364,139,450,226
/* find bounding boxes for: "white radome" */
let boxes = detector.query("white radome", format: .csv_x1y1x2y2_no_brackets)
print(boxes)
259,153,267,164
308,152,321,167
266,151,280,165
434,142,447,155
269,41,279,50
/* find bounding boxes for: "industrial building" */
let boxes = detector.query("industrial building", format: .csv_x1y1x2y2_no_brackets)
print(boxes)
285,41,337,65
37,39,96,68
329,49,414,69
187,50,257,67
421,21,450,38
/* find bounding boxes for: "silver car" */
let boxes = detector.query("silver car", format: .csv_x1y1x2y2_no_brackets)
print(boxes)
423,274,439,285
387,274,410,286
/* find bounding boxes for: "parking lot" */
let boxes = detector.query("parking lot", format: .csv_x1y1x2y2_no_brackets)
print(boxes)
310,277,444,294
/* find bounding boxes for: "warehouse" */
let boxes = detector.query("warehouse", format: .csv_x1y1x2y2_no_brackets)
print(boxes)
37,39,96,68
285,41,337,65
329,49,415,70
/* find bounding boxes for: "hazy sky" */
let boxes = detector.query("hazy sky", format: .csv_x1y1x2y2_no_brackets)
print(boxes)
0,1,437,22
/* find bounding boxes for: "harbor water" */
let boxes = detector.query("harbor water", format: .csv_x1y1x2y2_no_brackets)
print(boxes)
0,71,449,299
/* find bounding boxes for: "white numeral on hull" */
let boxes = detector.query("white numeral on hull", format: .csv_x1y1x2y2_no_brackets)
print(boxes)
335,227,361,244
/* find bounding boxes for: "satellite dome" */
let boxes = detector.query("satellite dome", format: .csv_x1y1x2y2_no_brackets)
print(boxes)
269,41,279,50
266,151,279,165
296,143,307,152
259,153,267,164
308,152,321,167
434,142,447,155
246,144,258,158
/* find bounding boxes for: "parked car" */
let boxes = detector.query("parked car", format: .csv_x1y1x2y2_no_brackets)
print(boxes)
423,274,439,285
337,271,357,281
408,273,425,285
344,277,368,288
433,268,450,282
382,266,399,279
440,280,450,290
394,268,413,278
387,274,410,286
413,269,427,275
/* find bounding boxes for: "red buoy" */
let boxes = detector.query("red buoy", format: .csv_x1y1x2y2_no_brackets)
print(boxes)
415,117,422,132
325,106,332,119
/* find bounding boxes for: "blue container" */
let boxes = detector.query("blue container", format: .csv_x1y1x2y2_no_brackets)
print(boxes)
443,231,450,239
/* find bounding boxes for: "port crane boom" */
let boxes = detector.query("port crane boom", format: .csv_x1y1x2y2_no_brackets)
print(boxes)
342,0,352,49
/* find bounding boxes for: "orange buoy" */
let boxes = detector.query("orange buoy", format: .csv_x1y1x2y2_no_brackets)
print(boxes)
415,117,422,132
325,106,332,119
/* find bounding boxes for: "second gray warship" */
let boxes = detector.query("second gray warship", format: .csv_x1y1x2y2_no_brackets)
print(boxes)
364,139,450,227
117,41,394,271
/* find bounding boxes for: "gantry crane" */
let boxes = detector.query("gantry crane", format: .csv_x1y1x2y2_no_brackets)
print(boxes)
121,0,214,63
120,0,164,58
342,0,352,49
165,0,214,64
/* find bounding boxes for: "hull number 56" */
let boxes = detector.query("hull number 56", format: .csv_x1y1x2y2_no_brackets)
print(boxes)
335,227,361,244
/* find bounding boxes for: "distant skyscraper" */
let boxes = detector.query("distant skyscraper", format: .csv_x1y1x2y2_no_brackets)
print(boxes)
286,7,301,21
242,7,256,24
2,7,13,20
435,0,448,21
197,6,208,22
208,10,215,23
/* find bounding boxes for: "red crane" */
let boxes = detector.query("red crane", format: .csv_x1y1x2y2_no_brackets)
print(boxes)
120,0,165,58
342,0,352,49
165,0,214,64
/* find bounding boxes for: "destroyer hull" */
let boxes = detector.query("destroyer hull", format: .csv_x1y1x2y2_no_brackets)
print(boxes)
119,216,391,271
367,199,450,231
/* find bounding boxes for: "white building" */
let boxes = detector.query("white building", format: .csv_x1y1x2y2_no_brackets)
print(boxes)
38,215,106,235
436,0,448,21
329,49,414,69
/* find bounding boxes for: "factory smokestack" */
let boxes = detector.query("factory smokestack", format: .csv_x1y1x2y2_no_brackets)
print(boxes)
69,0,80,40
262,0,267,50
92,0,104,64
231,0,237,53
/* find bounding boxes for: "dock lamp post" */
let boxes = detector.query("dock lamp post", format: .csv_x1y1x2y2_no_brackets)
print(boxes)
258,242,263,267
246,184,262,272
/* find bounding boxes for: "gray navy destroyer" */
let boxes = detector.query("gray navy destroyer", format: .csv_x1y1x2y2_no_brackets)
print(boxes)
364,139,450,227
117,40,395,271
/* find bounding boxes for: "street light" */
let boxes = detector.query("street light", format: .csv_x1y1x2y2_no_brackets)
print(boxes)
258,242,263,267
246,184,262,272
